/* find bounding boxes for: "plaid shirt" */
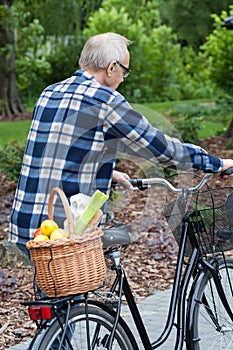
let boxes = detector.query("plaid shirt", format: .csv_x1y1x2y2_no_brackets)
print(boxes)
9,70,223,245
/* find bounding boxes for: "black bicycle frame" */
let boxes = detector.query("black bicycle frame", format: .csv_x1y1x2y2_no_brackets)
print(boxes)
108,221,199,350
109,217,233,350
26,215,233,350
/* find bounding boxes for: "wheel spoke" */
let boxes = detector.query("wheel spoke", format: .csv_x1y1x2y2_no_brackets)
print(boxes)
188,257,233,349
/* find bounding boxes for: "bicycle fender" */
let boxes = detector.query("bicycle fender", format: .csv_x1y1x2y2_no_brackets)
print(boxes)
28,322,54,350
186,268,208,345
186,255,221,344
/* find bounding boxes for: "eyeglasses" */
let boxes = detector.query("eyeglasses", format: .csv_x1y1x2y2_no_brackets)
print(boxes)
116,61,131,78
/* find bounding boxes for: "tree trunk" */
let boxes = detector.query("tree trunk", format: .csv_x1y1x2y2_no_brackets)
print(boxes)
224,118,233,138
0,0,24,119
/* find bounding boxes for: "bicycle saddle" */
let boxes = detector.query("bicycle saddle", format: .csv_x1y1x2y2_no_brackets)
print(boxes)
102,223,131,250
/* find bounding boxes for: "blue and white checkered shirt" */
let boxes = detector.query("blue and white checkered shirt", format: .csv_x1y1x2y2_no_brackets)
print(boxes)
9,70,223,244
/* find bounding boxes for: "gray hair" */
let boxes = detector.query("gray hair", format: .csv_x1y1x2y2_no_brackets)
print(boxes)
79,32,131,71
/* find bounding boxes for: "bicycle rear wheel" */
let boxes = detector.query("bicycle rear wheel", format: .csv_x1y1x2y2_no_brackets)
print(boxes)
188,256,233,349
36,304,137,350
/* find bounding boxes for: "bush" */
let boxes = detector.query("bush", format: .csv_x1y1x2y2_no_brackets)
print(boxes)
42,35,84,87
173,114,203,144
201,6,233,95
15,17,51,101
83,1,186,102
169,97,233,142
180,46,216,99
0,141,24,182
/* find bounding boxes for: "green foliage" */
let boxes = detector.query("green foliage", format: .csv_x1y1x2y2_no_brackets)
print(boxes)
158,0,233,49
0,2,17,68
201,6,233,95
84,0,189,102
168,103,216,118
13,1,101,100
167,97,233,141
83,0,220,103
0,2,15,40
96,0,161,30
3,0,233,109
138,25,183,102
15,17,51,98
216,95,233,115
0,120,30,146
180,46,216,99
173,114,203,143
0,141,24,182
211,95,233,132
41,35,84,87
28,0,102,35
0,2,52,101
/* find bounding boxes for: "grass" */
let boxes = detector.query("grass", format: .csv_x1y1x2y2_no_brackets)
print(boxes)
144,98,216,113
0,98,230,147
198,121,228,138
0,120,31,146
141,99,230,139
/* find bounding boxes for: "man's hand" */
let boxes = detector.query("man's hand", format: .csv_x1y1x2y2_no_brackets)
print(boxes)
220,159,233,179
112,170,134,190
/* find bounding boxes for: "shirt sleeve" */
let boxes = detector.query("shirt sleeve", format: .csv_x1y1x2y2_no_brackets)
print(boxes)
105,100,223,173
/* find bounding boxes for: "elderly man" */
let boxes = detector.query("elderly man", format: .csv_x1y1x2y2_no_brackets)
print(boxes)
9,32,233,261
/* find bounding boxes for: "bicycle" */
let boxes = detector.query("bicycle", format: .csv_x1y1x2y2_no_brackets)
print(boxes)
22,169,233,349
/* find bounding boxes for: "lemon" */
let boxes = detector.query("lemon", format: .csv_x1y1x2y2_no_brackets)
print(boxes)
50,228,68,240
40,219,58,236
34,234,49,242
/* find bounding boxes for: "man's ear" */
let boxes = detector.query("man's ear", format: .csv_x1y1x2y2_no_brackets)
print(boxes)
107,61,117,77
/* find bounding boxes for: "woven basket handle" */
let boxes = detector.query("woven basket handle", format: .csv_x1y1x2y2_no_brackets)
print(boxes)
48,187,75,238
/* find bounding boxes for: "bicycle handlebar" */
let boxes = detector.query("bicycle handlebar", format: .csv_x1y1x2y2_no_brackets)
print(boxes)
129,174,213,193
221,167,233,177
129,167,233,193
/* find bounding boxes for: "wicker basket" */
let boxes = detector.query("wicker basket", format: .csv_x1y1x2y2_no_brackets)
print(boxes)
26,187,106,297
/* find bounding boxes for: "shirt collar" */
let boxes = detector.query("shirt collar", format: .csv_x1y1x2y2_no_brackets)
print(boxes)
73,69,94,79
73,69,100,85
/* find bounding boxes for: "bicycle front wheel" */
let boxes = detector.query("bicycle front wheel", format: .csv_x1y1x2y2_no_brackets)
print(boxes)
36,304,137,350
188,256,233,349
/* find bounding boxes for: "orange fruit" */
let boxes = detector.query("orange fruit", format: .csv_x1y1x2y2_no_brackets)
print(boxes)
40,219,58,236
34,227,43,238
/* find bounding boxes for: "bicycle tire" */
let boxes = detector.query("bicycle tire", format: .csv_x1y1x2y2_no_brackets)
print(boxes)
36,304,137,350
187,256,233,349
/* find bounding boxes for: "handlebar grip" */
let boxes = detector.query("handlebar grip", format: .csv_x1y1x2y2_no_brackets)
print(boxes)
112,180,141,187
220,167,233,177
130,178,149,190
112,179,148,191
129,179,142,187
